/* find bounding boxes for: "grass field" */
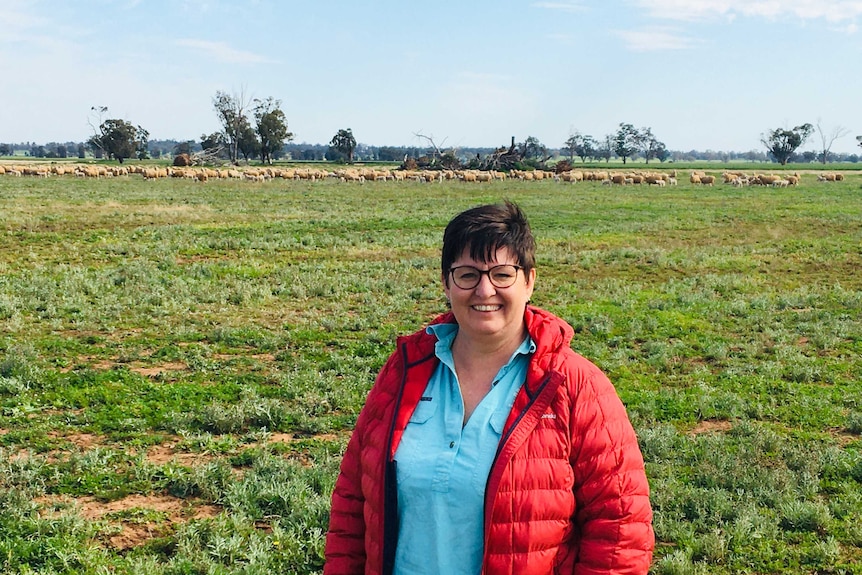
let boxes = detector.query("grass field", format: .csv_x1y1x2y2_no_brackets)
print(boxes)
1,172,861,574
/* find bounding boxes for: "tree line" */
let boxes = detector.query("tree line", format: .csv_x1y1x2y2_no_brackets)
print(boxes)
3,94,861,167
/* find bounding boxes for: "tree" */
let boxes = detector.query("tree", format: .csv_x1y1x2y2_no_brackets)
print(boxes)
578,135,597,163
760,123,813,165
597,135,614,163
858,135,862,150
236,120,260,163
520,136,548,161
253,97,293,165
614,123,641,164
87,118,148,163
639,127,667,164
200,132,227,159
816,121,850,164
0,144,11,156
564,133,596,163
329,128,357,163
213,89,252,164
564,132,599,162
563,134,578,163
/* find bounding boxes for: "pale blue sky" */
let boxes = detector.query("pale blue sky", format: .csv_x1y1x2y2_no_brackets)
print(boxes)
3,0,861,153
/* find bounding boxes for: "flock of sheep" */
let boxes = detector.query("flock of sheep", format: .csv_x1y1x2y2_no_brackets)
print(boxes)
0,162,853,187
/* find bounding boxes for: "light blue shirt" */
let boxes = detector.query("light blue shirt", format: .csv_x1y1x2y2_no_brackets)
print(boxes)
393,323,535,575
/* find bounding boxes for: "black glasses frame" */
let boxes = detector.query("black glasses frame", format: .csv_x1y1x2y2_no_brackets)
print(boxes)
448,264,524,290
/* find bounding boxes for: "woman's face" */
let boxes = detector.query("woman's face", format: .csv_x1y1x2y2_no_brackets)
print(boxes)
443,246,535,343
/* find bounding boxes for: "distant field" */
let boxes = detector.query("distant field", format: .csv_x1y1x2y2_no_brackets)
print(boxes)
1,172,861,574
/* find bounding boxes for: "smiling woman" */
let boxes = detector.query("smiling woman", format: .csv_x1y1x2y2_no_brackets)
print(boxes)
324,201,654,575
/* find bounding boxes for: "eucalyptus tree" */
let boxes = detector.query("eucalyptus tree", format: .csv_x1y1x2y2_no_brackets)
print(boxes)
329,129,357,163
614,123,641,164
564,132,596,163
213,89,252,164
253,97,293,164
761,123,813,165
87,117,148,163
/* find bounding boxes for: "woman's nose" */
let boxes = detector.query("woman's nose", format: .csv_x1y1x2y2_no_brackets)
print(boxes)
473,273,497,296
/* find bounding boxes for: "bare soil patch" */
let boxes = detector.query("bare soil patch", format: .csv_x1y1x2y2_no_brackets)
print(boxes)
131,362,188,377
145,442,212,467
689,420,733,435
60,356,189,376
37,493,220,550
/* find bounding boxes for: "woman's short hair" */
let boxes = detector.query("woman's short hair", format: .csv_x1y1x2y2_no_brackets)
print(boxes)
441,201,536,283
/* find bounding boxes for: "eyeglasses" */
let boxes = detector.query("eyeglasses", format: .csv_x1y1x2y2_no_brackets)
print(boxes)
449,264,524,290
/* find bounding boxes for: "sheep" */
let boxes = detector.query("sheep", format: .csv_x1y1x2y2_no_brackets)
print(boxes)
558,171,582,183
668,177,677,186
756,174,781,186
700,175,716,186
690,173,702,184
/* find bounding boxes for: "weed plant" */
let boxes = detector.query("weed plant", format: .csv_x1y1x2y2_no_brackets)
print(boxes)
1,174,861,573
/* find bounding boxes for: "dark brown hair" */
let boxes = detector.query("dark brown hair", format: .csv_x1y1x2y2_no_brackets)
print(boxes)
441,201,536,284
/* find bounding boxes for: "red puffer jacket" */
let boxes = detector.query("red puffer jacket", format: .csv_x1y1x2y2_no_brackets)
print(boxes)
324,306,653,575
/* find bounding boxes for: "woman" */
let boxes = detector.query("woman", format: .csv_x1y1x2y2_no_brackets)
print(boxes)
325,202,653,574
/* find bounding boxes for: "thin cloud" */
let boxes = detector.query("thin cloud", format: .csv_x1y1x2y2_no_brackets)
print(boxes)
630,0,862,25
0,0,47,43
439,72,534,117
175,39,274,64
614,27,698,51
531,1,587,13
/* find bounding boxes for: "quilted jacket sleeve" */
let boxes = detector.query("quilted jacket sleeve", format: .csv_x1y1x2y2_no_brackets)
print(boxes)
323,420,368,575
324,346,404,575
569,364,654,575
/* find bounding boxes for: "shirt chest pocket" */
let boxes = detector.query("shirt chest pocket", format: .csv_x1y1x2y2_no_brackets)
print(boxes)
394,399,440,485
409,398,438,424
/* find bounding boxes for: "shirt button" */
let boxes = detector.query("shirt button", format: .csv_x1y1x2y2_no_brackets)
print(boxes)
449,441,455,448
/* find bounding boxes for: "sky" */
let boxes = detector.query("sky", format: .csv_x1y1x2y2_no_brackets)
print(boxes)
2,0,862,154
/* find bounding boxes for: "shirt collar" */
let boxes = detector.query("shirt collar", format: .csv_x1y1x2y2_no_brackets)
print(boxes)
426,323,535,367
